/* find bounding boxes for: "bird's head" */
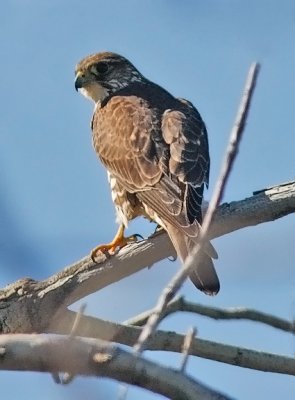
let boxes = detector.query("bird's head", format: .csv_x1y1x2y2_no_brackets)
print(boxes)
75,52,144,103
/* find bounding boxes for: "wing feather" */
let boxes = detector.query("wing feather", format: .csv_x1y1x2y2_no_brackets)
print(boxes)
92,83,210,231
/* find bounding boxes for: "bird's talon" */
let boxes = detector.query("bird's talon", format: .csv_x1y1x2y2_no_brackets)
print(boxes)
149,225,164,238
154,224,163,233
90,225,142,261
90,245,113,262
130,233,144,241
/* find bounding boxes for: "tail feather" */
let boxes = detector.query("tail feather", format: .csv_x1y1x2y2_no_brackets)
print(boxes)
166,223,220,295
187,240,220,295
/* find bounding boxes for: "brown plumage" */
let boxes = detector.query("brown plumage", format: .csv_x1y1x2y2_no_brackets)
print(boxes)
75,51,220,295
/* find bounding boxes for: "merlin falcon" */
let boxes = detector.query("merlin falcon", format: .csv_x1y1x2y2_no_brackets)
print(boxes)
75,52,220,295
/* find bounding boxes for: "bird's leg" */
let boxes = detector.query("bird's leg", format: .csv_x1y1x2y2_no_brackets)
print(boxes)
91,224,141,261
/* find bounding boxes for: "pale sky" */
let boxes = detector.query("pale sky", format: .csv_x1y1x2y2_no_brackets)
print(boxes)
1,1,295,399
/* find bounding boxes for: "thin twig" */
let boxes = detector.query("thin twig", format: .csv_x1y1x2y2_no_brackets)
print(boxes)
180,327,197,372
124,296,295,333
62,303,87,384
69,303,87,337
134,63,261,354
118,385,129,400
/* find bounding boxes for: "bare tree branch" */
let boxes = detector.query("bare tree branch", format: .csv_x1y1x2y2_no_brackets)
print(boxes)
0,181,294,335
0,334,233,400
134,63,261,354
210,180,295,239
48,311,295,376
124,296,295,333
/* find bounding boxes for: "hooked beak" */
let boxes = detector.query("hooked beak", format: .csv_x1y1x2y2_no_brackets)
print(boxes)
75,71,85,91
74,70,105,102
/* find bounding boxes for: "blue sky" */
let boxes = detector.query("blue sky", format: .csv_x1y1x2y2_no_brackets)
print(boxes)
1,1,295,399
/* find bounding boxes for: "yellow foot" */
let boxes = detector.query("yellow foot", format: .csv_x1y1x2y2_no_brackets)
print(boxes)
90,224,142,261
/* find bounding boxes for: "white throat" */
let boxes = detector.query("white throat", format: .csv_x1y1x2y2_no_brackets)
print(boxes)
79,83,109,103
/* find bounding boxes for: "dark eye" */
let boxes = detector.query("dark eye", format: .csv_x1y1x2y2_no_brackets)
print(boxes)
95,62,109,74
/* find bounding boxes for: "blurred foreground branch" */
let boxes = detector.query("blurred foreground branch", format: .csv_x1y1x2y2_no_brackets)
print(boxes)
133,62,260,354
0,334,232,400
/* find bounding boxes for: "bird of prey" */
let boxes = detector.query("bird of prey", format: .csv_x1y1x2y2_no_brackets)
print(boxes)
75,52,219,295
